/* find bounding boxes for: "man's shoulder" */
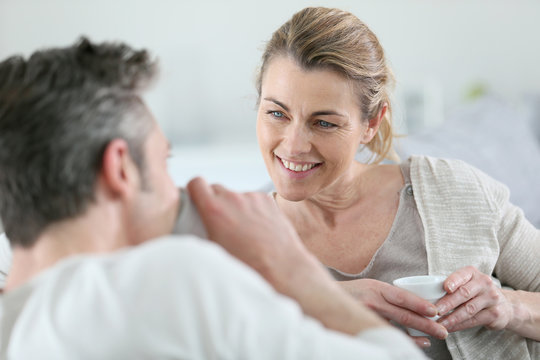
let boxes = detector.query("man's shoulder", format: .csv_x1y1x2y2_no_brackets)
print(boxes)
3,235,269,335
0,235,213,289
69,235,236,284
9,236,234,300
0,236,257,358
55,236,269,298
123,235,223,264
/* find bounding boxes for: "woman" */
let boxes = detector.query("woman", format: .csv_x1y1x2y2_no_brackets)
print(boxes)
255,7,540,360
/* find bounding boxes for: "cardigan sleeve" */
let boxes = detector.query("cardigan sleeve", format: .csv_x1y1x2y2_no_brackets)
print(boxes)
492,193,540,292
449,159,540,291
411,155,540,290
411,156,539,360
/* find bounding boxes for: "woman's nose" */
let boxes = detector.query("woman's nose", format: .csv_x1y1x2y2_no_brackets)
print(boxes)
282,123,311,156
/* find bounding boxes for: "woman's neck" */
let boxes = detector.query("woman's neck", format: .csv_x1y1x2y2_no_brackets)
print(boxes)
277,163,369,225
276,162,404,229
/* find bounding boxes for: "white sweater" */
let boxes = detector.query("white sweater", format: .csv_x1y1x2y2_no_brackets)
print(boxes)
0,237,426,359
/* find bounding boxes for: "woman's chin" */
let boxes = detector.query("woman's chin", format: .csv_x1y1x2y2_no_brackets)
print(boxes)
275,188,311,202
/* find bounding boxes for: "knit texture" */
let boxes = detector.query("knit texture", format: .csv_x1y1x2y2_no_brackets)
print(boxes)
411,156,540,360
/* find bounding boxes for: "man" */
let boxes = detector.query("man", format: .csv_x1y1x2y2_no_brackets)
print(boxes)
0,38,425,359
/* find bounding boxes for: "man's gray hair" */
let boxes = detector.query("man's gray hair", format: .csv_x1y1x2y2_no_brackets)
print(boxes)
0,37,157,247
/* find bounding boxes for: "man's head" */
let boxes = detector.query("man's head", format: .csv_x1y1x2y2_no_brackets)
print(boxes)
0,38,178,248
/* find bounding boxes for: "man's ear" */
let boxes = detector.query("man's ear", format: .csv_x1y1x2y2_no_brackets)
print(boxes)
100,139,140,198
361,103,387,144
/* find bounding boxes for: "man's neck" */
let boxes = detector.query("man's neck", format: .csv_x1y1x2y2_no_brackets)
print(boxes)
4,203,127,292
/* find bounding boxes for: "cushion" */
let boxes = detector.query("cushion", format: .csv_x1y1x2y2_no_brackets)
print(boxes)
395,96,540,227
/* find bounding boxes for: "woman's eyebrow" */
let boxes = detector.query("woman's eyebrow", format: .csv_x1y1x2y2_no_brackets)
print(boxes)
311,110,345,117
263,97,345,117
263,97,289,111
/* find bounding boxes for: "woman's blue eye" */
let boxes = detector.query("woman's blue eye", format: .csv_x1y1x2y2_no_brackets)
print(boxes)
270,111,284,118
317,120,336,128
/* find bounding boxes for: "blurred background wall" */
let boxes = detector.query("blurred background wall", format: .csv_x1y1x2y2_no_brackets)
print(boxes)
1,0,539,193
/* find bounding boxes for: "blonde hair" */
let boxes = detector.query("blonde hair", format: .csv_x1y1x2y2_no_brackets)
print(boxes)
256,7,397,163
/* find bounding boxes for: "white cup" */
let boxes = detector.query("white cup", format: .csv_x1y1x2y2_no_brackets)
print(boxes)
392,275,447,337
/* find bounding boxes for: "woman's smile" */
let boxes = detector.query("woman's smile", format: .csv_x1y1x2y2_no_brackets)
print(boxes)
275,154,322,179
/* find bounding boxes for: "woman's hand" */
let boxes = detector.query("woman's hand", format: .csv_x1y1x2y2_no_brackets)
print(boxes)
340,278,449,345
435,266,514,333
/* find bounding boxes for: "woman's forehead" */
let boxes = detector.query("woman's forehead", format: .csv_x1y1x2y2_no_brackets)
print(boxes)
261,57,357,107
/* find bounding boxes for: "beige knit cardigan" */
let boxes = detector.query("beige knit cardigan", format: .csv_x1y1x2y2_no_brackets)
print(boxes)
410,156,540,360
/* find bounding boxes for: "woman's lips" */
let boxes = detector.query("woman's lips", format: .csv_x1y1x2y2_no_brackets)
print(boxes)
275,155,321,178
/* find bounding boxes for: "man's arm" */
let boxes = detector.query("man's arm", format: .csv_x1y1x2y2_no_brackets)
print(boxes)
173,183,440,348
137,236,428,360
187,178,386,334
186,178,427,350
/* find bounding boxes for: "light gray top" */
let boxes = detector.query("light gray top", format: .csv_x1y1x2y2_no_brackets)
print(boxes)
173,188,207,239
326,160,452,360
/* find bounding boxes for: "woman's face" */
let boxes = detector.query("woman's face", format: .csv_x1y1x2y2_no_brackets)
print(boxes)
257,56,372,201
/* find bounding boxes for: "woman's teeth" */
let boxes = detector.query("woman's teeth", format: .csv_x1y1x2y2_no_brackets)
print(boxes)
281,159,316,172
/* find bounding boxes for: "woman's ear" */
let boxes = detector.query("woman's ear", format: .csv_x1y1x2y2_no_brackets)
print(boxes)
361,103,387,144
100,139,140,199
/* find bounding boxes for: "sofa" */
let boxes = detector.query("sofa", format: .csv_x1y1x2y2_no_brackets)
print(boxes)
394,96,540,228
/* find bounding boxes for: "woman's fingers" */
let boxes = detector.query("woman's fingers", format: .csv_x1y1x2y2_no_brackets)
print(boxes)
441,304,509,332
435,266,512,333
377,285,447,339
411,336,432,349
436,266,491,316
342,279,449,339
442,266,475,294
382,285,438,317
378,304,448,339
438,294,491,329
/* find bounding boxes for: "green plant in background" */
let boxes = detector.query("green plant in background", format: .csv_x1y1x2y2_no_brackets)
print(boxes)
465,82,489,101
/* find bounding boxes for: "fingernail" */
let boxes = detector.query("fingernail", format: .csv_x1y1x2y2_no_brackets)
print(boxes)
447,281,456,293
438,327,449,339
437,304,447,315
421,339,431,348
427,305,438,317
